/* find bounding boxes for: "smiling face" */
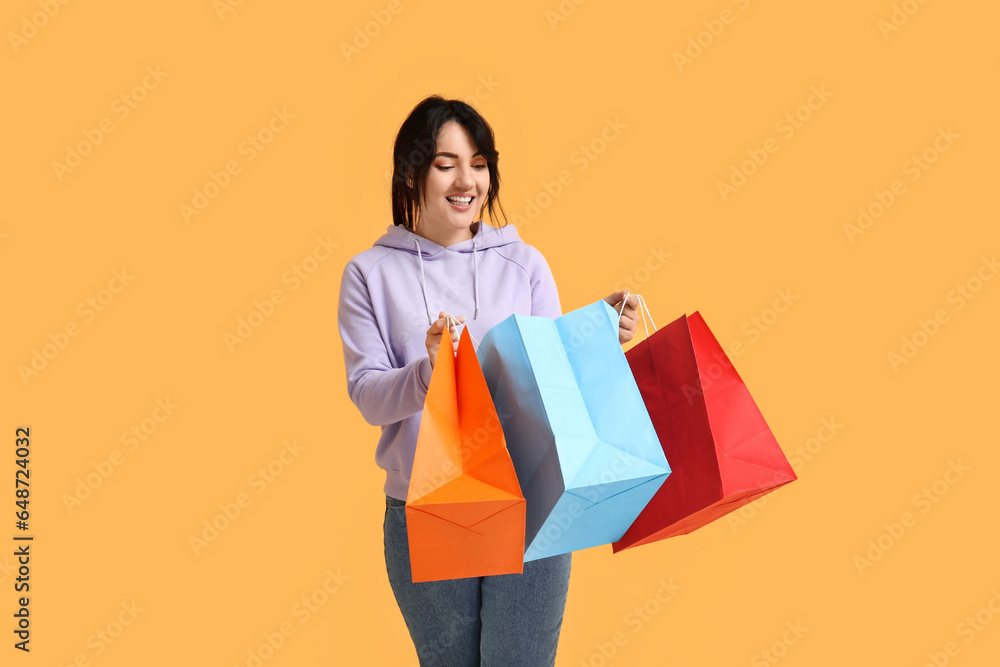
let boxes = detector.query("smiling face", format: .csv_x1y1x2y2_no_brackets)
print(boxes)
415,120,491,246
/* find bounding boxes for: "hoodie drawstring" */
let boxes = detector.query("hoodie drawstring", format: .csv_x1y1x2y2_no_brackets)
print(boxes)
414,238,433,326
473,240,479,320
414,235,481,332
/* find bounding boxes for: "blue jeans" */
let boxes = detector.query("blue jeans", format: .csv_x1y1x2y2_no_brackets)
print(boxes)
384,496,572,666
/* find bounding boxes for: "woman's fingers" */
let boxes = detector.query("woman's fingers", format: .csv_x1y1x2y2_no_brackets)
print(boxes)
603,289,625,310
623,292,639,314
441,313,466,340
426,313,467,368
606,290,641,344
428,314,465,333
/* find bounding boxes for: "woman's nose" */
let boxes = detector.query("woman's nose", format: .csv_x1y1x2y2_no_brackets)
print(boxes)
453,166,474,188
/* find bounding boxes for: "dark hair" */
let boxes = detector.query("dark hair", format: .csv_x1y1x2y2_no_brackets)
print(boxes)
391,96,507,231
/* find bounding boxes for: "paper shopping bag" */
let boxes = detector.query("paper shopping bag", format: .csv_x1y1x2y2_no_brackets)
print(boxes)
405,326,526,582
612,311,796,552
477,300,670,562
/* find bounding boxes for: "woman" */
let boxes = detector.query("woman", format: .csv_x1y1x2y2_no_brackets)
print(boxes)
338,95,639,666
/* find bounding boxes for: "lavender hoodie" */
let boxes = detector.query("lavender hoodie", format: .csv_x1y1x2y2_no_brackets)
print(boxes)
338,221,562,500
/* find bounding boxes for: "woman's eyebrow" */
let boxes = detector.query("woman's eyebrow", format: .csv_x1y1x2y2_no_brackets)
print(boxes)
433,151,483,158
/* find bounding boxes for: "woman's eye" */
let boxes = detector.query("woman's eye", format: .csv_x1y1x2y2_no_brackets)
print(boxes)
434,163,486,171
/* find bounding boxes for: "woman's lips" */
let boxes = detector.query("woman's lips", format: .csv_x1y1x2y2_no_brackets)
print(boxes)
446,195,474,210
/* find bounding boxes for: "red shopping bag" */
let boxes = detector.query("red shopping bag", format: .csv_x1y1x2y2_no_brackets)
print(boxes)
613,309,796,552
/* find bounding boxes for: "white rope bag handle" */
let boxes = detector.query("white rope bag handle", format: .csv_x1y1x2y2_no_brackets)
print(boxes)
444,314,480,349
615,290,658,341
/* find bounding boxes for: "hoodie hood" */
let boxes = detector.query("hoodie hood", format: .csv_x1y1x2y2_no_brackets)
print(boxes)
373,222,524,324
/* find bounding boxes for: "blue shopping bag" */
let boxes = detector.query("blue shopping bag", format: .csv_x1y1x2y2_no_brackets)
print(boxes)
477,300,671,561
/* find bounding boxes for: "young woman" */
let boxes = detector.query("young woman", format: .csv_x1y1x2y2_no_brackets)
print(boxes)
338,95,640,666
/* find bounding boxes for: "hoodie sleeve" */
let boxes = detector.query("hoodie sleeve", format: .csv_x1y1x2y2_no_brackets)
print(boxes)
338,260,433,427
528,246,562,319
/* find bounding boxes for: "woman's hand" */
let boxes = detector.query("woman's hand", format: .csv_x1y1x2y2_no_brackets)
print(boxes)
604,290,640,344
426,311,466,369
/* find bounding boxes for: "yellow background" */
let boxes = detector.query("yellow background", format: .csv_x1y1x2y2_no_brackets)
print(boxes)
4,0,998,665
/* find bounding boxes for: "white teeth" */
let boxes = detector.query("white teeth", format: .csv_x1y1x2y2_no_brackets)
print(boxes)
447,196,472,205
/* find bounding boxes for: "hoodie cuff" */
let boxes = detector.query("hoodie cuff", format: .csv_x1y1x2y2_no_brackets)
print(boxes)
417,355,433,391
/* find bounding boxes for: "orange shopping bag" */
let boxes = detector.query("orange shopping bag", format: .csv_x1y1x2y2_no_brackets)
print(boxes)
405,325,526,582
